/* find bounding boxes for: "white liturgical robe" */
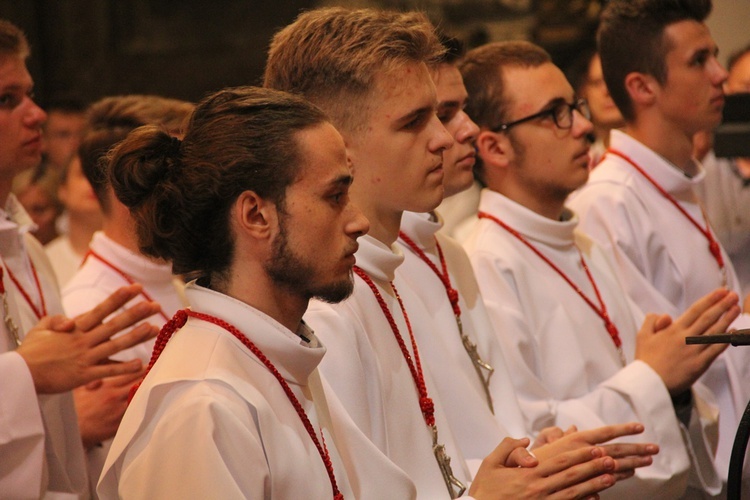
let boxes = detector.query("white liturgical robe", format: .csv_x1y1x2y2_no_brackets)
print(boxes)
0,194,88,498
62,230,188,496
99,283,415,499
569,129,750,482
395,211,529,462
305,234,473,498
465,189,721,498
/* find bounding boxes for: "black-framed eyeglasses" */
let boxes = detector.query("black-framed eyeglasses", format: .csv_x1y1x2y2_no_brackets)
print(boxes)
491,98,591,133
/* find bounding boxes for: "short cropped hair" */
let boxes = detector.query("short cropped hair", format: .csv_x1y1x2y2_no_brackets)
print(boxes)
598,0,712,121
460,41,551,185
264,7,443,133
0,19,29,59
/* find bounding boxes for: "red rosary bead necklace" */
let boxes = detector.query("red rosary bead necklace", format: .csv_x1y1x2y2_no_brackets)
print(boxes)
477,212,625,365
133,309,344,500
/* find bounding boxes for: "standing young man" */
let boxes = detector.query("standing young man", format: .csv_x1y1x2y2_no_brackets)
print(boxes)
0,18,159,497
461,39,738,497
568,0,750,484
265,8,658,498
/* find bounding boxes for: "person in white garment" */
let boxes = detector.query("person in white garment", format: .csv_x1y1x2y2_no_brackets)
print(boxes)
61,94,193,496
564,48,625,167
695,43,750,297
265,8,662,499
97,85,424,499
0,18,161,498
396,35,661,484
567,0,750,489
45,152,102,287
460,39,740,498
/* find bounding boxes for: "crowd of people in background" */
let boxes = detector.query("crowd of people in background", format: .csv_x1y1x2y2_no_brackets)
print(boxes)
2,0,750,498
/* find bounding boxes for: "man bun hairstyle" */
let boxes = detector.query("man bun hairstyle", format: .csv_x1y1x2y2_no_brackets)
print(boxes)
108,86,328,283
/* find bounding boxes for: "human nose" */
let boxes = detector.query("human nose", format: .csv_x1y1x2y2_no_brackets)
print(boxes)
709,58,729,87
429,115,454,154
345,200,370,239
23,97,47,128
571,108,594,138
456,111,480,145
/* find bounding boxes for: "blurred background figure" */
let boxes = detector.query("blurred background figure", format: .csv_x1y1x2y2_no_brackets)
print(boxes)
696,42,750,296
41,98,87,172
565,48,625,166
12,164,63,245
45,152,103,287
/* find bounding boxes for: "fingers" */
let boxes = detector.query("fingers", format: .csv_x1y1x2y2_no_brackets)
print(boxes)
109,368,147,387
653,313,673,332
86,322,158,363
83,301,160,348
542,450,616,498
74,285,144,332
536,446,606,476
506,446,539,468
610,454,654,473
486,437,532,467
677,288,734,331
599,441,659,459
77,359,143,386
573,422,645,446
46,314,75,332
564,425,578,436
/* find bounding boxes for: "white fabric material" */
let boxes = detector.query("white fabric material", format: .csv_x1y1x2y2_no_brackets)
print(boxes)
0,194,88,499
63,231,186,363
62,230,187,495
99,283,415,499
694,151,750,297
569,129,750,482
305,235,473,498
436,181,481,240
45,235,84,288
465,189,721,498
396,211,529,463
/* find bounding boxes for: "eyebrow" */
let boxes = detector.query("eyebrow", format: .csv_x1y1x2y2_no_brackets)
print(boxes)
329,174,354,188
396,103,436,125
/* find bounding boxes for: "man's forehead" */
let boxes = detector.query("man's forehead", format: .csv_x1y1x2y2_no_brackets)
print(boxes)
664,20,716,57
504,63,573,112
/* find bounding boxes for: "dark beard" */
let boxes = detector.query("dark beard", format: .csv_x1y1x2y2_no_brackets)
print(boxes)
265,219,354,304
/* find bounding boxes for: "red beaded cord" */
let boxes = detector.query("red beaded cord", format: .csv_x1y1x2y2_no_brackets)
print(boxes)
352,266,435,426
0,259,47,319
129,309,344,500
478,212,623,351
83,250,169,323
398,231,460,317
606,149,725,275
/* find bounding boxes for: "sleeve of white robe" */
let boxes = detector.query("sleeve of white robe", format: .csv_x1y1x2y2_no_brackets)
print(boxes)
101,382,269,500
468,247,701,498
0,351,47,498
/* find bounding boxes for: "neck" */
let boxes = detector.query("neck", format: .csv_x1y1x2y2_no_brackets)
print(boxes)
624,119,696,176
0,180,11,211
67,212,102,256
361,205,403,246
494,183,567,221
221,267,307,334
102,217,141,254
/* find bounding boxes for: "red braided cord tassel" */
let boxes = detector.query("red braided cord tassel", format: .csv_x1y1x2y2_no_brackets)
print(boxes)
128,309,188,403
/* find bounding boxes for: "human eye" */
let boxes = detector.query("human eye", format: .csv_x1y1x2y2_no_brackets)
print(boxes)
0,92,23,110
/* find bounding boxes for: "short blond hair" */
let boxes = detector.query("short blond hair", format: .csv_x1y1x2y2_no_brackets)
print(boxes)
264,7,443,133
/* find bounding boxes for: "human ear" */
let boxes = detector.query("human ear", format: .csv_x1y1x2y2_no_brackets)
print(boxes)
234,190,277,240
476,130,511,169
624,72,657,108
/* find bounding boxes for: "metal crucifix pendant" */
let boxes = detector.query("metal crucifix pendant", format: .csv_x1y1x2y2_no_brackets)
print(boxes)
457,315,495,413
2,292,21,348
431,425,466,499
